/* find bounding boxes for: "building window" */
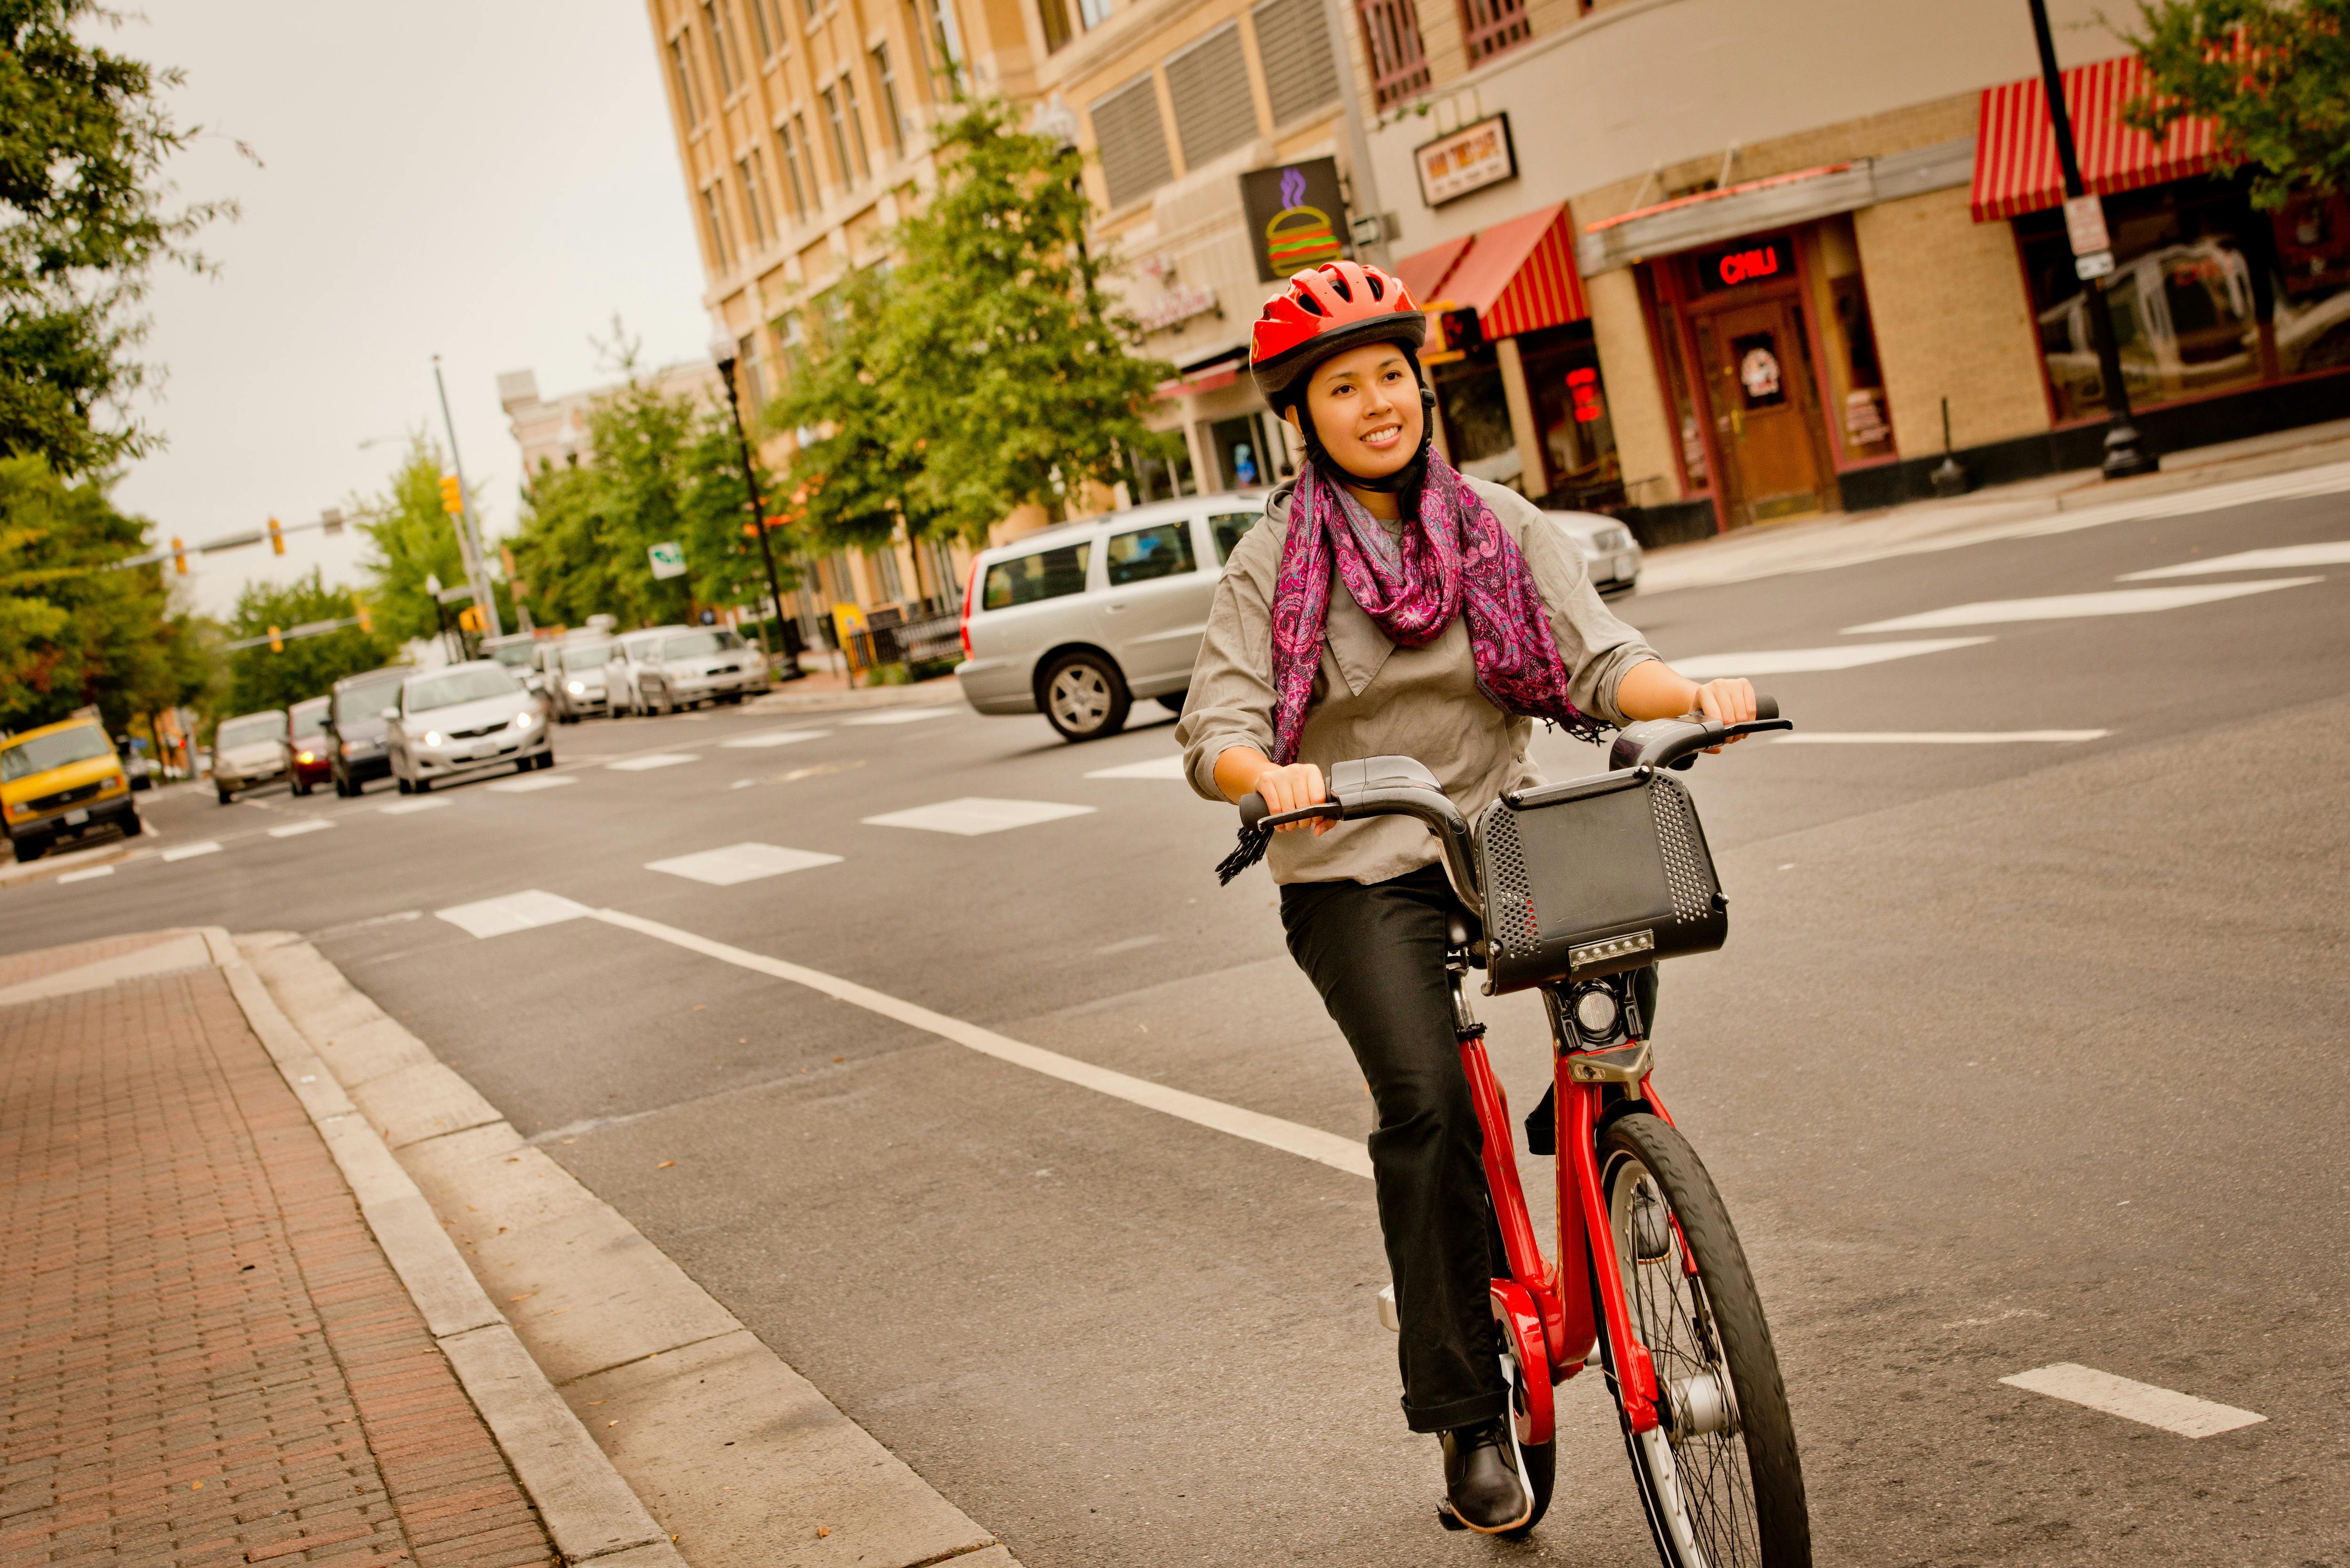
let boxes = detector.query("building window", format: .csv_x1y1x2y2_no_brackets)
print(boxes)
1520,325,1626,511
873,44,907,157
822,85,865,186
1165,23,1255,171
701,185,734,267
776,312,807,380
1252,0,1338,127
737,155,772,247
747,0,781,57
1088,74,1173,210
1038,0,1073,52
1457,0,1528,65
738,333,768,409
1078,0,1112,27
839,73,873,179
870,545,905,603
776,120,812,218
701,0,738,94
669,36,703,123
928,0,964,67
1355,0,1430,108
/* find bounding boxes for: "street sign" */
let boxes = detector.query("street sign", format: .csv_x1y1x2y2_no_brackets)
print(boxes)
648,541,687,580
2075,250,2116,281
2062,195,2112,258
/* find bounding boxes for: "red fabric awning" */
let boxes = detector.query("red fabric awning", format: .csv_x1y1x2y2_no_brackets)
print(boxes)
1154,363,1239,398
1418,203,1589,338
1393,234,1473,305
1971,55,2220,222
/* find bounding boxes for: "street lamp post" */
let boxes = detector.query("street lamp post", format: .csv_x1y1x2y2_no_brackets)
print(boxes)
709,335,795,680
431,355,509,637
2026,0,2157,479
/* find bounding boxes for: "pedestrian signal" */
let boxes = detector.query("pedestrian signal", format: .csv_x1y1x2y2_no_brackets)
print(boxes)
267,517,284,555
268,625,284,652
439,475,464,515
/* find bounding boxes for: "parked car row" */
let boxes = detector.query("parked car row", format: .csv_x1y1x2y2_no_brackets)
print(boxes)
953,490,1642,742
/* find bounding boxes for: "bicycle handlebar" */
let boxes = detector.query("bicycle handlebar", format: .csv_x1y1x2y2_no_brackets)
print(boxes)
1232,697,1789,914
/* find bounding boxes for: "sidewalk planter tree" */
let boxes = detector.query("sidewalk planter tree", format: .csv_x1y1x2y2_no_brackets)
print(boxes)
2126,0,2350,209
358,439,494,646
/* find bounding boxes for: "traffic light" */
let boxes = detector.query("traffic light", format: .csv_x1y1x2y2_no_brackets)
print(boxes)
268,625,283,653
267,516,284,555
354,600,372,634
439,475,464,515
1431,306,1484,359
171,538,188,575
457,605,483,633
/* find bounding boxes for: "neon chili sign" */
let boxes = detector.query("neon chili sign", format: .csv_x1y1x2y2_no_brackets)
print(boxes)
1695,237,1793,293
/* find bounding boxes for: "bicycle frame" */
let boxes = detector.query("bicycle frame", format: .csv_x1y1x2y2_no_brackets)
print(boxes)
1451,954,1672,1447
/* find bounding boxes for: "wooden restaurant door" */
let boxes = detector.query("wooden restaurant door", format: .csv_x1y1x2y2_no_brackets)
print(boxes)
1682,237,1834,527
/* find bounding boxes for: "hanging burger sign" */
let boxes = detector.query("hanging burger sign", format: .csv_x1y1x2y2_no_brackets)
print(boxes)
1241,158,1351,283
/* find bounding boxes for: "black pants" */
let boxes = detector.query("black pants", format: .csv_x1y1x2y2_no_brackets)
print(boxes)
1282,864,1508,1433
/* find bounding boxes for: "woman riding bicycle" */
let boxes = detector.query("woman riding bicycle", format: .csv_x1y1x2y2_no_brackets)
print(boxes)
1175,260,1757,1533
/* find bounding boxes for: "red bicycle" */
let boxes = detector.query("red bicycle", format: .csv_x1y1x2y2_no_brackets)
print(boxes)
1241,702,1810,1567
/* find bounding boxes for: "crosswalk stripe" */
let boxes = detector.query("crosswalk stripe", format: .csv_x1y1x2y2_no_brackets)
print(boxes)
161,841,222,862
56,866,116,884
488,773,578,793
644,843,843,885
719,728,829,749
2120,540,2350,579
379,798,451,815
606,753,699,772
1774,730,2109,745
1085,755,1188,780
1844,577,2320,633
267,819,335,837
843,707,958,726
862,797,1095,835
1669,639,1991,679
2000,1363,2265,1438
434,890,592,938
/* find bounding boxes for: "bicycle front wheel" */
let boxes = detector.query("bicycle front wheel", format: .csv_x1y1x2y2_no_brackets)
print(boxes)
1598,1113,1809,1568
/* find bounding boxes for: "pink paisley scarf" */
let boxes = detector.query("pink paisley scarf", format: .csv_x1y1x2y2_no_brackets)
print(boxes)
1265,451,1592,763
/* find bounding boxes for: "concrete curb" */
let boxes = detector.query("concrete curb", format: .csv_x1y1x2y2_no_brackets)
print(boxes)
235,930,1021,1568
200,927,689,1568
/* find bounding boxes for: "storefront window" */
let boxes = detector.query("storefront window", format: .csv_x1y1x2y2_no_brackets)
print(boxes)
1520,324,1625,512
1433,348,1520,488
2017,175,2350,422
1130,437,1195,502
1645,280,1711,493
1805,214,1894,462
1208,412,1290,490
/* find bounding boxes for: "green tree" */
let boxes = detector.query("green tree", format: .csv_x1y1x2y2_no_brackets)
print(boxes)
221,570,397,716
2125,0,2350,209
0,452,213,731
768,96,1176,549
356,437,511,645
1,0,236,473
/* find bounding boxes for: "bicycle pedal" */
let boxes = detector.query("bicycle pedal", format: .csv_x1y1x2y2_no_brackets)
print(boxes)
1435,1501,1467,1532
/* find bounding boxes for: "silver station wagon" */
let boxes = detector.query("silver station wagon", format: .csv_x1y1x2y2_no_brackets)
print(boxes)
955,492,1268,741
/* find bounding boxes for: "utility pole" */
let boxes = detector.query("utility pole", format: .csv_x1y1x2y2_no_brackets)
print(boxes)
2025,0,2156,478
431,355,508,636
710,336,796,679
1320,0,1391,269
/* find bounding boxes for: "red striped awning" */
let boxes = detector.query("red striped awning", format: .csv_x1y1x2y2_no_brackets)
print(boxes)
1971,55,2220,222
1393,234,1473,305
1421,203,1589,338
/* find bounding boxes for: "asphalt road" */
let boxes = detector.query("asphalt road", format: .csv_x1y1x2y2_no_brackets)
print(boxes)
8,485,2348,1567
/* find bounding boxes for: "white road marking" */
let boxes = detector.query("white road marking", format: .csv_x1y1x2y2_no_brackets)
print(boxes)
379,798,451,815
719,728,829,749
606,753,699,772
161,841,222,862
434,889,592,938
488,773,578,793
1092,934,1164,955
2000,1363,2266,1438
842,707,958,726
1775,730,2110,745
589,907,1373,1179
267,819,335,837
1670,638,1992,679
862,797,1096,835
1086,755,1188,780
2121,540,2350,579
644,843,844,886
56,866,115,883
1844,577,2321,633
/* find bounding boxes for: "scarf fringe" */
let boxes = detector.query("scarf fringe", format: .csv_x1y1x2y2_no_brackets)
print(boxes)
1214,824,1270,885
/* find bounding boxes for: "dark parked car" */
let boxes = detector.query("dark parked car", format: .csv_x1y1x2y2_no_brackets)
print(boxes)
326,665,411,796
285,695,333,796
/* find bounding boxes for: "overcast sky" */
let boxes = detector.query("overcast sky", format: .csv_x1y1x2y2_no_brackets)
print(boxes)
109,3,714,618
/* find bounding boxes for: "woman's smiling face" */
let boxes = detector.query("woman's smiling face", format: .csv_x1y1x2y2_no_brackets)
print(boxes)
1293,342,1424,481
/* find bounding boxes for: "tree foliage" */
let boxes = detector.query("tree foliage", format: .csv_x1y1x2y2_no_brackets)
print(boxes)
1,0,235,473
0,452,214,731
355,437,512,645
221,570,397,718
2125,0,2350,209
768,97,1177,550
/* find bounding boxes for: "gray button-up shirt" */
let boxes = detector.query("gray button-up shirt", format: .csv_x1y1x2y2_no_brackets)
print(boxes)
1175,475,1658,886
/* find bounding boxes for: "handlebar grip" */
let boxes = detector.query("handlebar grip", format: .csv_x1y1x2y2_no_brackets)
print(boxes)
1755,695,1779,722
1238,792,1269,831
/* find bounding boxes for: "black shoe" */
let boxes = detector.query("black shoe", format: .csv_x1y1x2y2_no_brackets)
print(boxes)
1441,1418,1530,1534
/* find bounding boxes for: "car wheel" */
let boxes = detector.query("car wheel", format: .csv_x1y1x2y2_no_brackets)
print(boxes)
414,776,432,793
537,751,556,770
291,777,311,796
1040,650,1131,743
1157,692,1186,715
217,786,235,805
120,812,143,838
395,772,412,795
12,835,45,864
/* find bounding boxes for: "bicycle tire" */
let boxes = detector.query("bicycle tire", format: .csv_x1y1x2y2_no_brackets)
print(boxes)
1597,1113,1809,1568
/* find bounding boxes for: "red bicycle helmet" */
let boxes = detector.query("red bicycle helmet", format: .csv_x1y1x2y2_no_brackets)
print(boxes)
1250,260,1424,412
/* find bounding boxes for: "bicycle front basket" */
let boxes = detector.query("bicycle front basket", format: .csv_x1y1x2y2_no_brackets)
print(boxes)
1474,769,1727,993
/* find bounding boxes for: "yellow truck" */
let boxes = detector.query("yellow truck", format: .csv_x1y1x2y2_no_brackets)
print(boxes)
1,716,143,863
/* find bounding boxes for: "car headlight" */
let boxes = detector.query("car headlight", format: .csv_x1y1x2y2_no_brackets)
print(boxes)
6,801,29,819
510,710,536,730
423,730,443,748
296,749,316,764
566,680,585,694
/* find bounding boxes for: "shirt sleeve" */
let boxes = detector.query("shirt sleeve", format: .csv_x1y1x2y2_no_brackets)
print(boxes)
1498,492,1659,727
1175,523,1283,803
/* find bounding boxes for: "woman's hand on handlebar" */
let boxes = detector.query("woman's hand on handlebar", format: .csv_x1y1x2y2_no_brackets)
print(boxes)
1214,746,1334,835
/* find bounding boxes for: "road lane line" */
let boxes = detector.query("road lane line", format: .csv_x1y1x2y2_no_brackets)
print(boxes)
719,728,829,749
379,798,452,815
1999,1364,2266,1438
1774,730,2109,745
2121,540,2350,579
267,819,335,837
1668,638,1992,679
56,866,116,883
606,753,699,772
488,773,578,793
1086,756,1188,780
587,907,1374,1180
1844,577,2320,633
161,841,222,862
862,797,1095,835
644,843,843,885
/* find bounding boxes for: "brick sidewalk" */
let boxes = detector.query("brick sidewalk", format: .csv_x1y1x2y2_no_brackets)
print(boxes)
0,937,557,1568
